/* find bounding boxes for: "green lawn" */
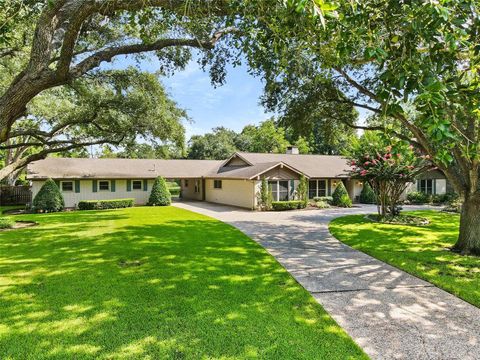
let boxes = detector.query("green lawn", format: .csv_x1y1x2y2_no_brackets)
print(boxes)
329,211,480,308
0,206,366,359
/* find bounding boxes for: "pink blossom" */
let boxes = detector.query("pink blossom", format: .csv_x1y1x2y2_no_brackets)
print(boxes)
364,161,370,166
360,170,368,176
409,144,414,150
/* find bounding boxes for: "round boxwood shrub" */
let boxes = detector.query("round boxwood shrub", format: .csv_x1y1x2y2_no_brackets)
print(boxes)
148,176,171,206
332,181,351,207
32,178,65,212
359,182,376,204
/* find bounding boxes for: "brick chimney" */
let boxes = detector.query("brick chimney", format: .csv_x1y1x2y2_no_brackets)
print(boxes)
286,146,299,155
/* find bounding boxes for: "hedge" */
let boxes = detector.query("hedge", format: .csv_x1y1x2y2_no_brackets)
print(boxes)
313,196,333,204
406,191,431,204
78,198,134,210
271,200,306,211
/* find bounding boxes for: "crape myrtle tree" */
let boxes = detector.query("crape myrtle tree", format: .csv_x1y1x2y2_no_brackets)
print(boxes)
235,0,480,255
0,0,236,178
347,132,432,218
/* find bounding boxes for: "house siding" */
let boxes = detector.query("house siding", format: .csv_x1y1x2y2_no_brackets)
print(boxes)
32,179,154,208
180,178,203,201
205,179,256,209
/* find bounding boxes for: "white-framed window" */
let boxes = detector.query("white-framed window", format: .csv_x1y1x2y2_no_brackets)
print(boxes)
99,180,110,191
194,180,200,193
419,179,434,194
269,180,290,201
132,180,142,190
308,179,327,198
61,181,74,192
213,180,222,189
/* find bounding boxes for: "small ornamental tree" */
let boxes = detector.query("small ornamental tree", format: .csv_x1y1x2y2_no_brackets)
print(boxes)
332,182,351,207
297,175,308,207
259,178,273,210
348,133,431,218
148,177,171,206
359,182,376,204
32,178,64,212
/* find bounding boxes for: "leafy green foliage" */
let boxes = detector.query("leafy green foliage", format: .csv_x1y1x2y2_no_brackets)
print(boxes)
78,199,134,210
0,217,14,229
297,175,308,206
331,182,350,207
271,200,306,211
148,177,171,206
258,178,272,210
359,182,376,204
347,132,430,216
407,192,432,205
32,178,64,213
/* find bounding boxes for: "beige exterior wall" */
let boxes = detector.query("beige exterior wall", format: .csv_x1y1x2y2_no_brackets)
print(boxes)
205,179,256,209
180,178,203,201
31,179,155,208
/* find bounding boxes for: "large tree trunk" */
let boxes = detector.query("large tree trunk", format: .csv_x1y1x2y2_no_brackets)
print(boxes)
453,193,480,256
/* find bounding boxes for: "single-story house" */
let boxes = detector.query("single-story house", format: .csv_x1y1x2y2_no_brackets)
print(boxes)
26,147,449,209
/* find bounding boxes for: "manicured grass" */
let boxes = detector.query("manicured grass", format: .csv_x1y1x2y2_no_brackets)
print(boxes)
0,207,366,359
330,211,480,308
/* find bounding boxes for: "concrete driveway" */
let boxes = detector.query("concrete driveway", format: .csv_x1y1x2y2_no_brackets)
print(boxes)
174,201,480,360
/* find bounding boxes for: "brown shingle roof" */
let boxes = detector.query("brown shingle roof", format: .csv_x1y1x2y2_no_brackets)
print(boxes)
26,152,350,180
27,158,223,180
233,152,350,178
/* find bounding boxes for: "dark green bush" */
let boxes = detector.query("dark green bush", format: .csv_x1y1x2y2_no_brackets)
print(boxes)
148,177,171,206
359,182,376,204
339,193,353,208
78,198,134,210
271,201,306,211
432,192,458,205
313,196,333,204
32,178,64,212
0,217,14,229
332,182,351,207
407,191,431,204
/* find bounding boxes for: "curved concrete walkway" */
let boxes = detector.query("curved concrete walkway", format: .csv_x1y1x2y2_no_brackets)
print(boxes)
174,201,480,360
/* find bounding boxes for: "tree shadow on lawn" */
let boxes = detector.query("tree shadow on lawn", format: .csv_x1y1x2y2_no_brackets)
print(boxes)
0,214,365,359
330,212,480,308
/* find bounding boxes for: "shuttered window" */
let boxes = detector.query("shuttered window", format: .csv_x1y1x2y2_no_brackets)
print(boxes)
132,180,142,190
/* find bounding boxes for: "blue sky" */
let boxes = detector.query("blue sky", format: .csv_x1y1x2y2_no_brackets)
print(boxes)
109,55,271,139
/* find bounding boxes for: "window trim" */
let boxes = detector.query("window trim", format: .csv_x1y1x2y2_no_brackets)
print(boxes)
419,179,434,195
194,179,200,193
132,180,142,190
213,179,222,189
61,181,74,192
269,180,292,201
308,179,327,199
98,180,110,191
184,179,189,188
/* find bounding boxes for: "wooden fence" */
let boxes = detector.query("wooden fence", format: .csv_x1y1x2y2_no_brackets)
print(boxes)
0,186,32,206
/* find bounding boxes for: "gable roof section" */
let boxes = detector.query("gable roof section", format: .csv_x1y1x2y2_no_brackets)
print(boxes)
206,161,305,180
234,152,350,178
26,158,223,180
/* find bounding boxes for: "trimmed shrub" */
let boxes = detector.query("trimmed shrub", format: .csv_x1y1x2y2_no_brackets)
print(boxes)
271,200,306,211
313,196,333,204
432,192,458,205
315,200,330,209
0,217,14,229
78,199,134,210
359,182,376,204
32,178,64,212
148,177,171,206
407,191,431,204
258,178,273,211
297,175,308,207
332,182,350,207
339,193,353,208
